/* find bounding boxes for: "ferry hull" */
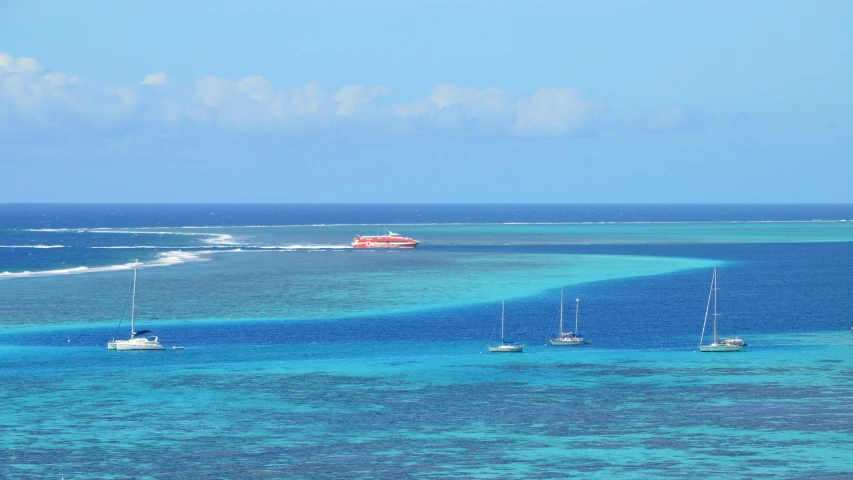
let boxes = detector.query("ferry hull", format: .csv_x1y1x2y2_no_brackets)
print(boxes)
351,241,419,249
351,232,420,249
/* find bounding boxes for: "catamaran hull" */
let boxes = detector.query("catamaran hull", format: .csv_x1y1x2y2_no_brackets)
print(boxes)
487,345,524,353
114,343,165,351
699,344,743,352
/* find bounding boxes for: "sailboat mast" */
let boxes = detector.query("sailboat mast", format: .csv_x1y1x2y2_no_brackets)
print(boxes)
501,300,505,342
712,267,718,343
699,267,714,347
559,289,564,335
131,268,137,334
575,298,580,334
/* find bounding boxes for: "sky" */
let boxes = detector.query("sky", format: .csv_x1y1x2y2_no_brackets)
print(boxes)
0,0,851,202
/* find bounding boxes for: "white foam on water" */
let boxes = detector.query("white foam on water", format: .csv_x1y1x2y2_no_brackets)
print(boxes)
91,246,184,249
0,250,208,279
200,233,238,245
90,245,238,249
154,250,207,266
1,263,141,279
89,244,349,251
258,244,351,250
0,245,65,249
24,227,241,247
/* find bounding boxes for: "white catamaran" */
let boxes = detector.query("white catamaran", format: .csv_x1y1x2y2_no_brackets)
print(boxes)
698,266,746,353
108,269,165,351
548,289,584,346
487,300,524,353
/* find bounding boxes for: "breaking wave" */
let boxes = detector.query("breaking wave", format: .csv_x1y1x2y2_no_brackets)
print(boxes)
0,244,355,279
0,250,207,279
24,228,237,246
258,244,350,250
86,244,349,250
90,245,237,250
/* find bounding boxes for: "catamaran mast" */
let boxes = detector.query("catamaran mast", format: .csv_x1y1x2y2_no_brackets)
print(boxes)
131,268,137,335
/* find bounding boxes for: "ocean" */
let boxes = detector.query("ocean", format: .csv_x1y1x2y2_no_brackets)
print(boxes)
1,204,853,478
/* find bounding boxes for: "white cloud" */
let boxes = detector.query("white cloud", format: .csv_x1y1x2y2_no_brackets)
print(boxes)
187,77,337,129
0,52,43,75
389,85,602,135
102,85,138,116
514,87,603,136
235,75,276,104
141,72,168,86
391,98,434,119
287,82,327,117
0,55,93,126
429,84,509,114
42,71,81,87
393,84,511,120
332,85,389,116
5,51,710,139
388,84,516,133
194,76,235,108
192,75,282,128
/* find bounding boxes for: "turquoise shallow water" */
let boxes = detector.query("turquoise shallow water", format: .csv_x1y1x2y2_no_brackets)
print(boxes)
0,251,715,330
3,209,853,478
148,221,853,248
3,333,853,478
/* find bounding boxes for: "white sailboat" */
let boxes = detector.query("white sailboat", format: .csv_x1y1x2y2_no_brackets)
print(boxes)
487,300,524,353
108,269,165,351
698,266,746,352
548,289,584,346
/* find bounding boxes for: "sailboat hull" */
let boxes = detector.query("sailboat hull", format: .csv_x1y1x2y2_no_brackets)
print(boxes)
114,336,166,351
487,344,524,353
548,337,583,346
699,344,743,352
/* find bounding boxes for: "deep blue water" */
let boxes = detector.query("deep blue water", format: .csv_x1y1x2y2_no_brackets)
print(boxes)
3,203,853,228
2,205,853,478
2,242,851,347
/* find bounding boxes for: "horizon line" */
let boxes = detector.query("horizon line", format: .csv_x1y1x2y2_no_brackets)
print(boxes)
2,202,853,206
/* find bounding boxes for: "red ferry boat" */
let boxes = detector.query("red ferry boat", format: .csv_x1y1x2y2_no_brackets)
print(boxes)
351,231,419,249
